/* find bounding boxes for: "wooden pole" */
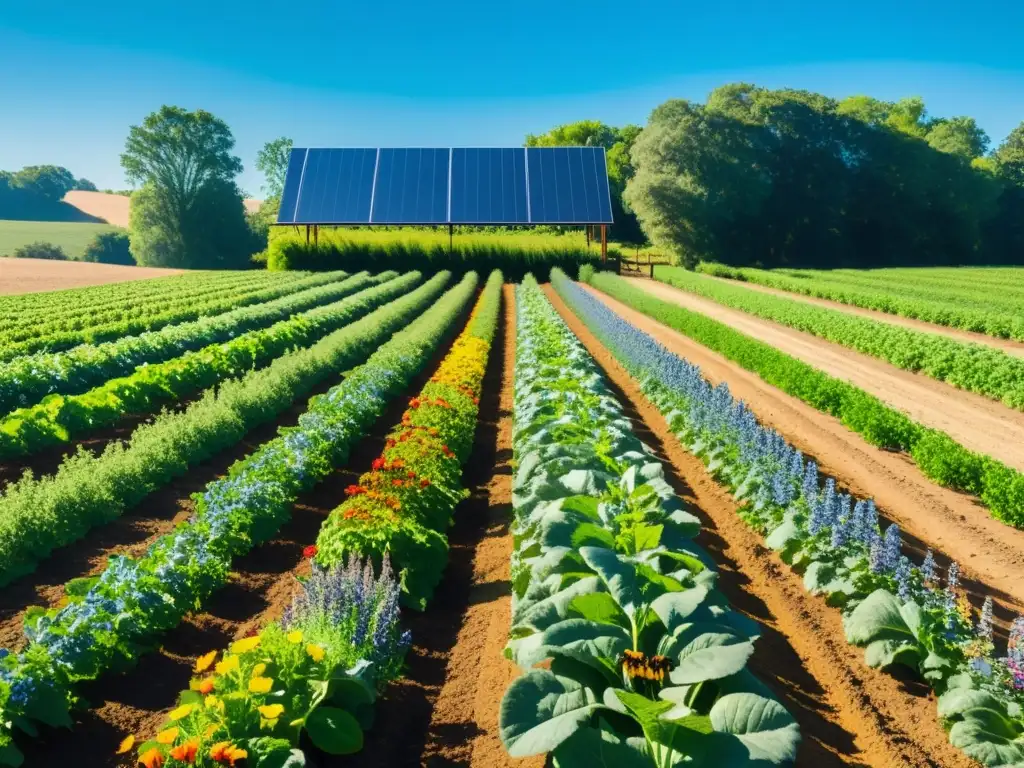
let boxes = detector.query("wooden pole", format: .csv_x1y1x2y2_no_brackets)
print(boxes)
305,225,310,245
586,226,591,248
600,225,607,262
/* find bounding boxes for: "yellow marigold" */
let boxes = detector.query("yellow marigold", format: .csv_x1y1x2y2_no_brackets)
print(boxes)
286,630,303,644
194,650,218,673
231,636,261,654
168,703,195,721
252,662,267,677
306,644,325,662
258,704,285,719
156,727,179,744
115,734,134,754
248,676,273,694
215,655,239,675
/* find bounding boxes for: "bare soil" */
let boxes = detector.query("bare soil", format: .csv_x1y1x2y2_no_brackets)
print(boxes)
63,191,262,229
581,282,1024,632
0,257,182,295
545,284,976,768
630,277,1024,474
704,273,1024,358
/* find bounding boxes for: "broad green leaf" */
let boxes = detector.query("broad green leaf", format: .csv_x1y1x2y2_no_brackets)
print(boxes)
707,692,801,765
651,587,710,634
580,547,640,616
843,589,915,646
305,706,364,755
551,720,650,767
570,593,630,628
499,670,604,757
669,629,755,685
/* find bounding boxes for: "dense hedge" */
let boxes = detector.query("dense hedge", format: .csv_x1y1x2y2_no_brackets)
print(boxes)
267,229,607,281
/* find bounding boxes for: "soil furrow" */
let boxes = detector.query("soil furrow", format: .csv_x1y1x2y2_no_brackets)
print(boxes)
629,276,1024,472
582,282,1024,630
545,284,977,768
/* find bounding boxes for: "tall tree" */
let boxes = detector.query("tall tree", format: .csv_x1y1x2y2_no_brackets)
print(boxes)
926,117,990,160
122,106,254,269
11,165,76,200
255,136,293,200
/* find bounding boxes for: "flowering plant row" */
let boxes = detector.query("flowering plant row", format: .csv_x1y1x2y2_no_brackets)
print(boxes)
0,270,333,361
0,269,359,416
0,272,438,588
0,271,412,459
581,270,1024,530
552,268,1024,767
499,276,800,767
125,557,411,768
315,269,503,609
0,269,275,340
0,272,480,766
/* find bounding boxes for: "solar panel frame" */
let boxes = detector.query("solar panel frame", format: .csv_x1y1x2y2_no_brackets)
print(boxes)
276,146,613,225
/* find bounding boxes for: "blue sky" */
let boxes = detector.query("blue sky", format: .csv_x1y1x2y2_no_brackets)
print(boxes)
2,0,1023,196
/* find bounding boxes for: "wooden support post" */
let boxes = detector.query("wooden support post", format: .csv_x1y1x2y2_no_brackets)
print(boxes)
586,226,591,248
600,225,607,262
305,225,310,245
313,224,319,246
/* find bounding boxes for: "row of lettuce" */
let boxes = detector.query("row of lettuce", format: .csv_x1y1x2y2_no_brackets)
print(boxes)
582,270,1024,528
656,266,1024,412
121,270,503,768
0,271,322,360
553,268,1024,767
498,277,800,766
697,262,1024,341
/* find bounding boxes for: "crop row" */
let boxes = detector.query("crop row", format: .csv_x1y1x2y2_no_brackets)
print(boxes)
696,263,1024,340
583,271,1024,527
499,276,800,766
315,269,504,608
0,271,412,459
123,270,505,767
0,271,481,766
657,266,1024,410
552,268,1024,767
0,271,359,416
0,272,446,587
0,271,337,359
783,267,1024,306
0,270,274,333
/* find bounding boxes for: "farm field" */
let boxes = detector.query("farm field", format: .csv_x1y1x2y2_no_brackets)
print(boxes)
2,261,1024,768
0,256,183,294
0,220,122,260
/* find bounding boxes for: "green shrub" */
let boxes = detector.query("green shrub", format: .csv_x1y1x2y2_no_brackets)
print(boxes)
81,231,135,265
11,241,67,260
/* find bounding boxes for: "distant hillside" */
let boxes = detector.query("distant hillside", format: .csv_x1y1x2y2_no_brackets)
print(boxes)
62,190,263,228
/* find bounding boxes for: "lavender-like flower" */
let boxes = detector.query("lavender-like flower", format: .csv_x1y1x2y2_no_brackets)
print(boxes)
882,524,901,571
821,479,837,527
894,556,912,601
868,533,885,574
1008,617,1024,665
801,461,818,503
945,561,961,617
771,470,793,507
921,549,937,585
978,597,994,642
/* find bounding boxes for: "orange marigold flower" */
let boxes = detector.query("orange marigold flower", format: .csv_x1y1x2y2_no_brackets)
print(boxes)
391,458,405,468
209,742,248,766
420,478,431,488
386,438,397,448
344,484,365,496
392,479,404,487
407,471,416,479
170,740,199,763
371,457,386,471
139,748,165,768
198,678,216,695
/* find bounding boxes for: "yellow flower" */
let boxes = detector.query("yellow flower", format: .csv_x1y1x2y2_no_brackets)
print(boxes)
195,650,218,673
204,723,219,740
286,630,303,644
115,734,135,754
231,636,261,654
205,694,225,711
168,703,195,721
156,726,179,744
252,662,267,677
248,676,273,694
258,704,284,719
215,655,240,675
306,644,325,662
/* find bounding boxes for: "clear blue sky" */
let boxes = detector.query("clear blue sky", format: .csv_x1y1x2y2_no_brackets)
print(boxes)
2,0,1023,196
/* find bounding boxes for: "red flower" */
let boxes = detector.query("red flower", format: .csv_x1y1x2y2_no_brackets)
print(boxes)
409,397,421,408
420,478,431,488
392,479,404,487
303,545,318,559
473,397,480,405
371,457,386,471
391,458,405,468
345,484,365,496
407,471,416,479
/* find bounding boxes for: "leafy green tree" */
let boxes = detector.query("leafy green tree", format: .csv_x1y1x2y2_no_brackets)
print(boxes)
926,117,990,160
994,122,1024,188
122,106,253,269
73,178,98,192
11,242,67,260
11,165,76,200
255,137,293,199
81,231,135,265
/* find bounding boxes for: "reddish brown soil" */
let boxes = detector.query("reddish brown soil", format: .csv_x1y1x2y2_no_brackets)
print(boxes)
586,283,1024,626
630,277,1024,472
544,285,976,768
0,257,182,295
704,273,1024,358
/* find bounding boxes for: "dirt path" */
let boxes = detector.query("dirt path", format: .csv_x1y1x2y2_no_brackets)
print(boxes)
580,282,1024,630
0,257,182,295
346,284,527,768
545,285,976,768
702,273,1024,357
629,277,1024,474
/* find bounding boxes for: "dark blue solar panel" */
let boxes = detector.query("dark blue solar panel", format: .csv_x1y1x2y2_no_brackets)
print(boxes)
526,147,612,224
450,148,528,224
277,148,307,223
292,148,377,224
370,148,449,224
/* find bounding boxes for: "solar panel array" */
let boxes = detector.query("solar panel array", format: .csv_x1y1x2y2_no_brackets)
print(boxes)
277,147,613,225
